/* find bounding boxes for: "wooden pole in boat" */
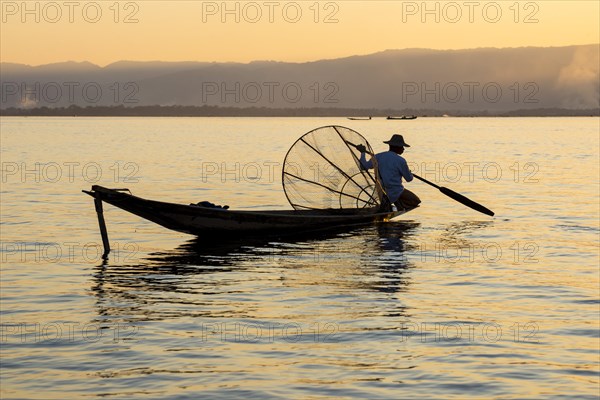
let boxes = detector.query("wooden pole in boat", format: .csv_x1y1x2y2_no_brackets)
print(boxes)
93,192,111,259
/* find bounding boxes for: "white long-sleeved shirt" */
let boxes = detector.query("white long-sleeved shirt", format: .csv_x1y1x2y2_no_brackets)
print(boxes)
360,151,413,203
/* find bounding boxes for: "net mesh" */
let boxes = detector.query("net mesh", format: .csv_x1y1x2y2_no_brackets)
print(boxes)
282,125,384,210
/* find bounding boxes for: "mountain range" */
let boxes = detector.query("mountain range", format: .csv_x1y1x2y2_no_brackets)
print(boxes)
1,45,598,112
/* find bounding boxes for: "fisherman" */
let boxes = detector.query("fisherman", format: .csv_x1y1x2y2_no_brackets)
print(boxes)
356,134,421,211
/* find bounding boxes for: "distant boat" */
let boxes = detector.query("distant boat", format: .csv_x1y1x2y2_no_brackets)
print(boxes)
347,116,372,120
387,115,417,120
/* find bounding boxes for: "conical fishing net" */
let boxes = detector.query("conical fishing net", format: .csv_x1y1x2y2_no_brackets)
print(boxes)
282,125,385,211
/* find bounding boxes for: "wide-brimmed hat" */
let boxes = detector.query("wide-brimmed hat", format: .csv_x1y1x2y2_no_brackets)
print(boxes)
383,134,410,147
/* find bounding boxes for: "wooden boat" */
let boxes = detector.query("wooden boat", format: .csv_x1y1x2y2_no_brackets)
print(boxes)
347,116,372,120
83,185,411,237
387,115,417,120
83,126,425,258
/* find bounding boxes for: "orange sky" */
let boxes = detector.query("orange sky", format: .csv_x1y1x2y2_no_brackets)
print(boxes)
1,1,598,66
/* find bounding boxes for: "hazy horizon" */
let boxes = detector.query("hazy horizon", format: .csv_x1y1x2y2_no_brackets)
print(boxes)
2,2,598,112
2,45,598,111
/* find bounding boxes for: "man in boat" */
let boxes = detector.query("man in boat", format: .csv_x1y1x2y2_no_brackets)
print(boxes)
356,134,421,211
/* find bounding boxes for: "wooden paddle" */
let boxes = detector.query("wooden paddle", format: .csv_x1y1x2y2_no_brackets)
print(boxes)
345,140,495,217
412,174,494,217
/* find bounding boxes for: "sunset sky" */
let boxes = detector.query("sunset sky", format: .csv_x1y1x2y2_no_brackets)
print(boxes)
1,1,599,66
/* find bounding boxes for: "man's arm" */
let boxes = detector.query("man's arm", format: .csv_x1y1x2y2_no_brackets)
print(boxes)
359,151,373,170
355,144,374,169
399,157,413,182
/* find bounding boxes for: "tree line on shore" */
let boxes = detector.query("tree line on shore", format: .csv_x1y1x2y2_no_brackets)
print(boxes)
1,105,598,117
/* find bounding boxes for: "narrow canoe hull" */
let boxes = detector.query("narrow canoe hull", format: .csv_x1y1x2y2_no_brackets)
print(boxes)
387,116,417,120
84,186,413,237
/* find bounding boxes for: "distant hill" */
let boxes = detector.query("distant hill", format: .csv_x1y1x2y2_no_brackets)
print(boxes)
1,45,598,112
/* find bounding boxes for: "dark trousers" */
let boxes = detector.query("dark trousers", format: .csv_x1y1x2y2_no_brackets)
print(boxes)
394,188,421,209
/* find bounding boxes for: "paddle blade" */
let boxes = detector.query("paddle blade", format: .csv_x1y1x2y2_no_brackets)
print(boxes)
439,187,495,216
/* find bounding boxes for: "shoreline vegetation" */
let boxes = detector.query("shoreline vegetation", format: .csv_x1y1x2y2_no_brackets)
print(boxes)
1,105,598,117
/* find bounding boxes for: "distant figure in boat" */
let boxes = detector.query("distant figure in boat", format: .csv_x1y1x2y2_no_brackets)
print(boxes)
357,134,421,211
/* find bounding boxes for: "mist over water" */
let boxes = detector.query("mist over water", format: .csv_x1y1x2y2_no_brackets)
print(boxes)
1,116,598,399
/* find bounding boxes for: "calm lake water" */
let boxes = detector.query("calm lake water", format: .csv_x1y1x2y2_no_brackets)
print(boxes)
1,116,599,399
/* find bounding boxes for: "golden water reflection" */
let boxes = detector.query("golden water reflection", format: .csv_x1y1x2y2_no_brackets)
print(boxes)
91,222,421,323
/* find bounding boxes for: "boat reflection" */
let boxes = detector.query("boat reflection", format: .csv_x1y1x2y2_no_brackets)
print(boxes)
90,221,420,322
